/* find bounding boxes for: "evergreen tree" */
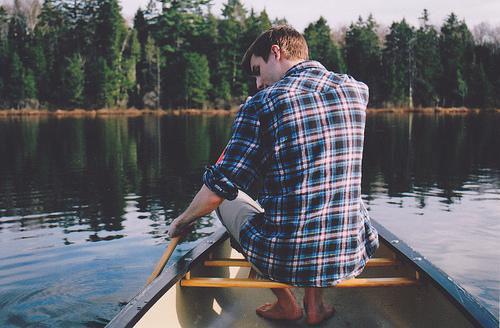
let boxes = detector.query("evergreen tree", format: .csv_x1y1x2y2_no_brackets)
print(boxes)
0,6,8,103
439,13,474,107
344,15,383,106
468,34,497,108
468,62,494,108
494,47,500,108
27,31,47,105
241,9,271,95
133,9,155,108
23,67,37,100
143,35,161,108
7,3,29,58
7,3,41,107
153,0,210,54
241,9,271,50
382,19,415,106
87,0,128,108
119,28,140,108
94,0,124,64
272,17,288,26
35,0,66,106
0,6,7,36
5,4,39,107
413,9,442,107
181,52,211,108
100,59,117,107
61,53,85,108
5,51,26,107
216,0,247,106
196,13,219,103
59,0,89,54
151,0,211,107
304,16,345,73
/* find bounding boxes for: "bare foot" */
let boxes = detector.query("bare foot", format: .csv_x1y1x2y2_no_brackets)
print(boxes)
256,302,303,321
304,301,335,325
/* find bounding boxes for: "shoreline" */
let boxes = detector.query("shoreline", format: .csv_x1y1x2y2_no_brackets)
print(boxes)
0,108,239,117
0,107,498,117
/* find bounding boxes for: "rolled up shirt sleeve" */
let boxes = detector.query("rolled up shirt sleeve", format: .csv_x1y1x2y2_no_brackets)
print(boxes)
203,101,263,200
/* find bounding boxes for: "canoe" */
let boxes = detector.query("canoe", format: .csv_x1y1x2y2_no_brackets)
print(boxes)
107,219,498,327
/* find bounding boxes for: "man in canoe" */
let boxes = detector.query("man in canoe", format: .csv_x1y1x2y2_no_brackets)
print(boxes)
167,25,379,325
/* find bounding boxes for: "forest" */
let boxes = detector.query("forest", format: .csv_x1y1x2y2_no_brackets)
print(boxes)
0,0,498,110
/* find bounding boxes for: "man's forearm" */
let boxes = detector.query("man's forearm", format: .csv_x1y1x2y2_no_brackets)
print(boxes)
175,184,224,227
169,185,224,235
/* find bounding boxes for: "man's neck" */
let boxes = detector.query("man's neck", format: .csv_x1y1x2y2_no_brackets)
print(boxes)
280,59,306,78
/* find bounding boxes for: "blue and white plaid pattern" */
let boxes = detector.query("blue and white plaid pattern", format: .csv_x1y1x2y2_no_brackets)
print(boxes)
203,61,379,287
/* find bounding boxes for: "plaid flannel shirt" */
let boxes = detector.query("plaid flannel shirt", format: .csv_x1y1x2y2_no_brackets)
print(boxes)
203,61,379,287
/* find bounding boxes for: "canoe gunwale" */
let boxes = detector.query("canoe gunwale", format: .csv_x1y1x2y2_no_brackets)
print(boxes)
105,228,229,328
106,219,498,328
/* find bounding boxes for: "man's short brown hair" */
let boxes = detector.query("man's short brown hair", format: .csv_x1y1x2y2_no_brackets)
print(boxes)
241,25,309,75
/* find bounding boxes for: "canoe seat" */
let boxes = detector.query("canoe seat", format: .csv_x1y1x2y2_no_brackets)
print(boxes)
180,257,420,289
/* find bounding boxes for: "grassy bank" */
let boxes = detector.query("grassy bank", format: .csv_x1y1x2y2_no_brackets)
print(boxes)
0,107,498,117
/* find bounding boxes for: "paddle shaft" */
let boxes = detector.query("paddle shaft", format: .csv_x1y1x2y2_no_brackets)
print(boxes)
146,236,181,285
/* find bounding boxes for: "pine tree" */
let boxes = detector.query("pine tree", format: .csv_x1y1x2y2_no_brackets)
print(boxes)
241,9,271,95
35,0,65,106
23,67,37,100
216,0,247,106
61,53,85,108
151,0,211,108
382,19,415,106
133,9,156,108
58,0,87,54
272,17,288,26
196,13,219,103
344,15,383,106
5,51,25,107
494,47,500,108
119,28,140,108
27,31,47,105
439,13,474,107
413,9,442,107
7,3,29,58
468,62,494,108
468,30,497,108
87,0,128,108
241,9,271,51
0,6,8,103
182,52,210,108
304,16,345,73
101,59,118,107
0,6,7,35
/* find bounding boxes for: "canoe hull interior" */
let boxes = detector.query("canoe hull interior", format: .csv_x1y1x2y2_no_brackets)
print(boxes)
131,235,476,328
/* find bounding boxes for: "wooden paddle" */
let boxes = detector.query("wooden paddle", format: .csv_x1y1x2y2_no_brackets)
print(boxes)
146,236,181,286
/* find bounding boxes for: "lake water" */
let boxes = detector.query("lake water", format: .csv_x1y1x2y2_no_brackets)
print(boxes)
0,113,498,327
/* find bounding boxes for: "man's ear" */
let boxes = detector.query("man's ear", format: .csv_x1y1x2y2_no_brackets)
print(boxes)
270,44,281,60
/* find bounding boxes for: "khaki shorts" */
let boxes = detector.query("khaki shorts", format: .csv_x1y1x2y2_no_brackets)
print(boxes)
215,190,264,244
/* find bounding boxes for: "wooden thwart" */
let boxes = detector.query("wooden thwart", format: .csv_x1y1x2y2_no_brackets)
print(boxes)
204,257,400,268
182,255,417,289
180,277,418,288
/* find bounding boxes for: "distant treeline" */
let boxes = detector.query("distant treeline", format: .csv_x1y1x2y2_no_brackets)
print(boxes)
0,0,499,110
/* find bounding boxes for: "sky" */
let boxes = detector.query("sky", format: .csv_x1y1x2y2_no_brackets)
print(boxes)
120,0,500,31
